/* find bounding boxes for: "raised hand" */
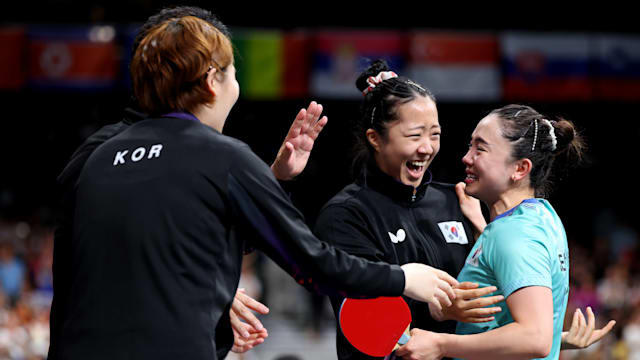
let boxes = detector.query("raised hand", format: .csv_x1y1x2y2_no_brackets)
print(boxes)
455,182,486,235
270,101,328,180
561,306,616,350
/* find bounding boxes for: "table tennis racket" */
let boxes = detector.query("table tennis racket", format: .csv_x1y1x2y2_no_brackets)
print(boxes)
338,296,412,357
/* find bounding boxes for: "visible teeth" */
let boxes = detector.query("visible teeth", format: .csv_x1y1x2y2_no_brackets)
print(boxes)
466,174,478,180
410,161,426,167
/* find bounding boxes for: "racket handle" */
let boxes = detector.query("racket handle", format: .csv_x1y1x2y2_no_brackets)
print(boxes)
397,333,410,345
389,333,411,360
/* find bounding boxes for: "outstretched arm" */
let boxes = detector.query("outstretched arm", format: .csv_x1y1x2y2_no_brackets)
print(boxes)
230,144,457,305
397,286,553,360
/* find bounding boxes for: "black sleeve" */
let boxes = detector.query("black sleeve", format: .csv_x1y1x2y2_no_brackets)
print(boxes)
50,121,130,352
277,178,296,195
239,179,294,254
55,122,131,249
227,144,405,299
315,204,393,360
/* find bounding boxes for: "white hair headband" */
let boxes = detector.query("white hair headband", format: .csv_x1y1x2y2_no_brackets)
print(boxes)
531,119,557,152
542,119,557,151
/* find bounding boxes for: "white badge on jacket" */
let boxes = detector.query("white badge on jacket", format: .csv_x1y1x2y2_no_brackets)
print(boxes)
437,221,468,245
388,229,406,244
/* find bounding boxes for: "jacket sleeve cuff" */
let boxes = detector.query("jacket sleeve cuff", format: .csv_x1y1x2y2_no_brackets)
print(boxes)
389,264,406,296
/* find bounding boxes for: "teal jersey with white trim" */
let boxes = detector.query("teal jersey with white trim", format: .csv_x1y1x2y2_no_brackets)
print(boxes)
455,199,569,360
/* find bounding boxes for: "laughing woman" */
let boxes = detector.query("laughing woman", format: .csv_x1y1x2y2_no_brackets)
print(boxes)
314,60,500,360
395,105,606,360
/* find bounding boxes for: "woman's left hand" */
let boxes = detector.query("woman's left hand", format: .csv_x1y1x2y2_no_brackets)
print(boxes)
561,307,615,350
271,101,328,180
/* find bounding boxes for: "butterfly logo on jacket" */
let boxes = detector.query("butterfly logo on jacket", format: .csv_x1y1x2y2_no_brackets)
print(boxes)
388,229,406,244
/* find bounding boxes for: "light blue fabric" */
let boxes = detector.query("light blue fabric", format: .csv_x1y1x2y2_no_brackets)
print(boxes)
455,199,569,360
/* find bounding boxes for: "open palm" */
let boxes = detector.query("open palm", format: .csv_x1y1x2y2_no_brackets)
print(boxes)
561,306,616,350
271,101,328,180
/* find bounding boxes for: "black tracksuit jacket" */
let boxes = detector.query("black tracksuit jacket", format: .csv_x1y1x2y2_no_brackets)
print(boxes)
48,115,406,360
315,164,476,360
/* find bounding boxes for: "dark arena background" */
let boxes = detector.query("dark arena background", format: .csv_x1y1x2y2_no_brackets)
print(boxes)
0,2,638,359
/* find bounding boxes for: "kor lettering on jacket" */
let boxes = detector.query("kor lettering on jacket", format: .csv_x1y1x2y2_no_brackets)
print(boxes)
113,144,163,166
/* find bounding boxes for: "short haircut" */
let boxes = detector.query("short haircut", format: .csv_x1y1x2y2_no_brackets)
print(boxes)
133,6,230,54
130,16,233,115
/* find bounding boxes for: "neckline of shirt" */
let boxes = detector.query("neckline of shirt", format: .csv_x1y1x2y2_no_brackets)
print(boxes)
362,163,433,204
492,198,539,222
163,111,200,123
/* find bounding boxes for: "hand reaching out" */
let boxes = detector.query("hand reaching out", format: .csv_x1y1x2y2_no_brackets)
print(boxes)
429,282,503,323
401,263,458,312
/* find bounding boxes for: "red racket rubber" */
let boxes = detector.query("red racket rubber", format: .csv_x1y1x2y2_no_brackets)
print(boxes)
339,296,412,357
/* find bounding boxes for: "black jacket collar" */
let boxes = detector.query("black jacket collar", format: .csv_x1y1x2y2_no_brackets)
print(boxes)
123,106,146,125
359,162,432,204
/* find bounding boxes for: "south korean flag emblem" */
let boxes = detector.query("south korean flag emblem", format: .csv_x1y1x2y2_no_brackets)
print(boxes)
467,244,483,266
437,221,468,245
